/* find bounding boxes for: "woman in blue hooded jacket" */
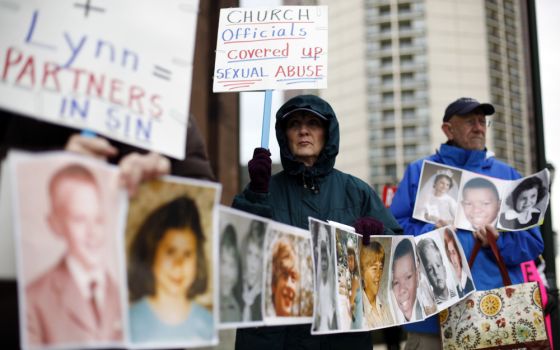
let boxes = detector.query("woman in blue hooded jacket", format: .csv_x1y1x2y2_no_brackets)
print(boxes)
233,95,402,350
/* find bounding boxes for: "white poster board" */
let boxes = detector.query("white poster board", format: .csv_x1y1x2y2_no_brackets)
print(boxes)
213,6,328,92
0,0,199,159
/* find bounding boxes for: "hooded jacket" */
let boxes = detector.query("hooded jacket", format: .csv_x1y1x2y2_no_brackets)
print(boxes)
233,95,402,350
390,143,544,335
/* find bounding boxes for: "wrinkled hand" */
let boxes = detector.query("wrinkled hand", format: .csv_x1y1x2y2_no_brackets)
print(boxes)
248,148,271,193
65,134,118,160
472,224,500,247
353,217,384,246
119,152,170,197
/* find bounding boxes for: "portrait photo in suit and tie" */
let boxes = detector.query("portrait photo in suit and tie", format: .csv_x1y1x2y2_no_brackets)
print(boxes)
12,152,126,349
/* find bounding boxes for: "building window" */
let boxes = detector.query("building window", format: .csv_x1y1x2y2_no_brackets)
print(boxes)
384,146,396,157
380,22,391,33
400,54,414,66
385,164,397,178
404,144,416,156
379,5,390,15
400,37,413,48
382,74,393,86
382,92,394,102
403,126,416,137
402,90,415,101
381,39,392,49
402,108,415,120
381,56,393,67
383,109,395,121
399,20,412,31
398,3,411,13
383,127,395,139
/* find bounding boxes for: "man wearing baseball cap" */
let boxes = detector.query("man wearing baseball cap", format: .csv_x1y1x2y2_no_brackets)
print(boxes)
390,97,543,349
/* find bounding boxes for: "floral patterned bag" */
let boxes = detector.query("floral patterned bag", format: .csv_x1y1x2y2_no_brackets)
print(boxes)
439,231,549,350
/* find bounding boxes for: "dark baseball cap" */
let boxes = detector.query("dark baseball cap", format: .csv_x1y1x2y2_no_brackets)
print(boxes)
443,97,495,122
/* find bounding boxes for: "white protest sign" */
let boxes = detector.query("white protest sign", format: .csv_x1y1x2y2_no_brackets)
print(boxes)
213,6,328,92
0,0,199,159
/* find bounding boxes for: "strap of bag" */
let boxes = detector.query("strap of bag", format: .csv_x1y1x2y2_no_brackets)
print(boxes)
468,229,512,286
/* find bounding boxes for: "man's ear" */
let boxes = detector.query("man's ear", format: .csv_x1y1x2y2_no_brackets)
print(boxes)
47,211,63,238
442,122,454,140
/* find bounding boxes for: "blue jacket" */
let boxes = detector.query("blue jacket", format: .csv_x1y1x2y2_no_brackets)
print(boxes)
233,95,402,350
390,143,544,334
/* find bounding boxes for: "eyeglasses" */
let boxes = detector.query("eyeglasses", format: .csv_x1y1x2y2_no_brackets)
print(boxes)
461,116,492,128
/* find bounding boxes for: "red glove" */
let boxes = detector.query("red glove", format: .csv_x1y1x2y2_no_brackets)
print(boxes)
248,148,271,193
354,217,384,246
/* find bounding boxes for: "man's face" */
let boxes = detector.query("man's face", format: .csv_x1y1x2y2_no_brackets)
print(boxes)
462,188,500,228
423,247,447,296
446,240,462,280
245,241,263,288
391,253,418,321
443,112,488,150
285,113,326,167
363,260,383,297
51,179,105,271
273,257,298,316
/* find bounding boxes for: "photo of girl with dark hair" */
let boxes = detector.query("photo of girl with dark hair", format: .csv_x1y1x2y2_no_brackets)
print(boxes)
499,175,549,230
128,195,214,344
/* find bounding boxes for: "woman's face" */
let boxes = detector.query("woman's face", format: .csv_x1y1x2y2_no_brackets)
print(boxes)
220,246,239,294
434,177,451,196
152,228,197,298
285,113,326,167
515,187,539,213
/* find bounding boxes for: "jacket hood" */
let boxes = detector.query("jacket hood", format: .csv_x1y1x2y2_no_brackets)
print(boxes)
275,95,339,177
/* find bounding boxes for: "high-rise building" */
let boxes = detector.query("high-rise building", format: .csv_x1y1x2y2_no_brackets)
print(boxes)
318,0,537,189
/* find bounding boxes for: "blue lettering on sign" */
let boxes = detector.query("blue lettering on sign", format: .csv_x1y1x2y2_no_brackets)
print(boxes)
59,96,89,120
24,10,139,71
106,107,152,142
216,67,266,79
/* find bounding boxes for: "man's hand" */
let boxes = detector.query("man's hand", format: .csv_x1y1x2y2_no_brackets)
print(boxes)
248,148,271,193
65,134,118,160
473,224,500,247
119,152,170,197
354,217,384,246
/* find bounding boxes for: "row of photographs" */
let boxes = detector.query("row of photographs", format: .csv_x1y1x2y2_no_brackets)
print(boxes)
6,151,474,349
413,160,550,231
308,219,474,334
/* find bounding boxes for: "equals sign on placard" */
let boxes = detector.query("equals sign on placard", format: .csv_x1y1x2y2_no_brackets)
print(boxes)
153,65,172,80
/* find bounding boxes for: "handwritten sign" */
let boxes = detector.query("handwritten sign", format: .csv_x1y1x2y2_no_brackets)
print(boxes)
0,0,199,159
213,6,328,92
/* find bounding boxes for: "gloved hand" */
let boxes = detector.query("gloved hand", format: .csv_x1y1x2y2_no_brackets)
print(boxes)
354,217,384,246
248,147,271,193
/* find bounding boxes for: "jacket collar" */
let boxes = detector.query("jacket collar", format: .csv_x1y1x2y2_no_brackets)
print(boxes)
435,143,494,171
